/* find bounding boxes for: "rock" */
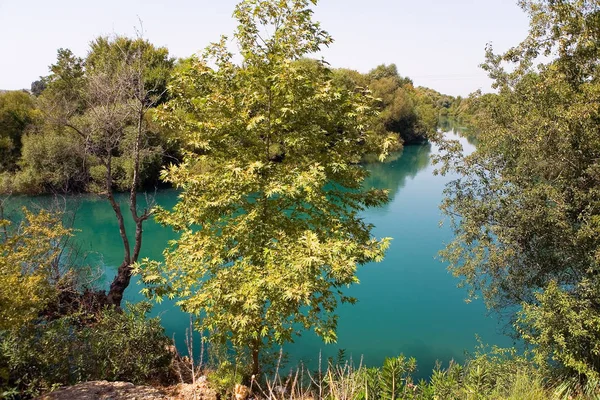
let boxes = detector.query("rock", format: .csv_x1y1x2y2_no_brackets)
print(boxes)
38,381,168,400
234,384,250,400
169,380,217,400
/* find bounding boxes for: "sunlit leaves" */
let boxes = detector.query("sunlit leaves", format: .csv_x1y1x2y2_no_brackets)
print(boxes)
0,209,71,330
138,0,391,372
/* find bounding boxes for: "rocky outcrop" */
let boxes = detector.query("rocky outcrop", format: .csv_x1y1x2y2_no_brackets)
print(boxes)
37,379,220,400
38,381,168,400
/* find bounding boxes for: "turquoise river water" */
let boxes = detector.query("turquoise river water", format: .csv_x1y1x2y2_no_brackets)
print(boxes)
5,127,514,378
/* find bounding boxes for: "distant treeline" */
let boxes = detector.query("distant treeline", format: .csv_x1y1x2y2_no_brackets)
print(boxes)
0,38,466,195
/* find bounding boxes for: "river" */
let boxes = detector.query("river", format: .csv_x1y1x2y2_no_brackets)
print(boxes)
4,126,513,378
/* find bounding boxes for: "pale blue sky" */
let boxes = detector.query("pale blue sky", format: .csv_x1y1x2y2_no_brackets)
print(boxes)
0,0,529,96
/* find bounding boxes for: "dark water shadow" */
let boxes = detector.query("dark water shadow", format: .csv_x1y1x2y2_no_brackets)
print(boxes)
364,143,432,205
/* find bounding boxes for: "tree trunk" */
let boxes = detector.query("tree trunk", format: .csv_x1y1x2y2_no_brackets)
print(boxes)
252,337,261,377
106,100,149,307
105,155,133,307
107,260,133,306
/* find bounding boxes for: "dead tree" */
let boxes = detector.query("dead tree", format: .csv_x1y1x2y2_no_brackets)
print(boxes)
42,36,171,307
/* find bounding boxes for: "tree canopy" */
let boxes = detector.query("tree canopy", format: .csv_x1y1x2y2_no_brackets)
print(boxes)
334,64,440,146
439,0,600,381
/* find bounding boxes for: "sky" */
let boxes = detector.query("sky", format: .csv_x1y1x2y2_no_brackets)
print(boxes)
0,0,530,96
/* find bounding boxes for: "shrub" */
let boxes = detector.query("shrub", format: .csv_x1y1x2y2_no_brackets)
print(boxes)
518,279,600,397
0,208,70,331
207,360,244,399
0,302,173,398
15,129,88,194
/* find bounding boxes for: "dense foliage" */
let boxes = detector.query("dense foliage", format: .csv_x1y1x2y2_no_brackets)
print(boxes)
23,38,174,195
0,208,71,331
0,43,455,196
334,64,448,146
439,0,600,386
0,206,175,398
0,91,40,172
0,303,173,398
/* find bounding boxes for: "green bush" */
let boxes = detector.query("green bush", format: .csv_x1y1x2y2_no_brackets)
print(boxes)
0,302,173,398
14,129,88,194
515,279,600,398
518,280,600,386
207,360,243,398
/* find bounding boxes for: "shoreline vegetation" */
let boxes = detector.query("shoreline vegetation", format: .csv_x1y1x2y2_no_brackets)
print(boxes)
0,54,466,198
2,0,600,398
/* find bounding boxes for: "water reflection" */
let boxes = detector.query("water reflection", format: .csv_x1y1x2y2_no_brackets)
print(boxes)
365,143,432,204
438,117,477,146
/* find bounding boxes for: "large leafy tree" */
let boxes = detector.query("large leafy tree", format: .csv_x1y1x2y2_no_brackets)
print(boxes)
139,0,392,375
440,0,600,381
